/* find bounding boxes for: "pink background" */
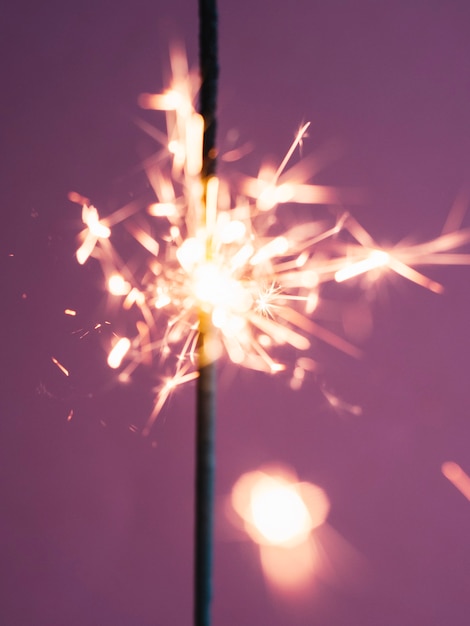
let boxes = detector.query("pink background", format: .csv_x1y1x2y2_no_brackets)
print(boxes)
2,2,470,624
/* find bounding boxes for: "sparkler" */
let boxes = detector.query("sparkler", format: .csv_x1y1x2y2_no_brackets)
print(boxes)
72,110,470,426
69,5,470,625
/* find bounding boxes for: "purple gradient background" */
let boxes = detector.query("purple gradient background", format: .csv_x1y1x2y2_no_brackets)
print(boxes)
2,2,470,624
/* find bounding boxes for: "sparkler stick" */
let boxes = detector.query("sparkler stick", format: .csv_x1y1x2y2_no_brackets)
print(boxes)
195,1,219,624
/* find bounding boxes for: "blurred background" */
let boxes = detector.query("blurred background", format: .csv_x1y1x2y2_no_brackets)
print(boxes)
2,2,470,624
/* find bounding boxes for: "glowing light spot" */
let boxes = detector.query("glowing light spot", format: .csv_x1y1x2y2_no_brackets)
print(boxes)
139,89,183,111
230,243,254,270
335,249,390,283
148,202,177,217
186,113,204,176
258,334,271,348
250,237,289,265
305,291,318,314
442,461,470,501
76,204,111,265
124,288,145,309
219,219,246,244
177,237,205,273
64,309,77,316
82,205,111,239
290,365,305,391
257,183,294,211
107,337,131,369
108,274,131,296
168,139,182,155
231,467,330,548
169,225,180,240
155,288,171,309
193,263,253,315
212,308,246,337
300,270,318,288
251,477,312,545
321,387,362,416
230,465,330,592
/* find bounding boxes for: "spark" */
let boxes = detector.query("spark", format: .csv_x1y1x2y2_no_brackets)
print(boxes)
51,356,69,377
76,204,111,265
107,337,131,369
72,48,470,430
442,461,470,501
321,386,362,416
334,219,470,293
335,249,390,282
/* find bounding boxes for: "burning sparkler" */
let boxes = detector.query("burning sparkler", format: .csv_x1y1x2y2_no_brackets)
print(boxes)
70,22,470,626
72,53,470,430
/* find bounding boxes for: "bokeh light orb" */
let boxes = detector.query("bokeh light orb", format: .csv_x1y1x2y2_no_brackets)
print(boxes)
231,465,330,547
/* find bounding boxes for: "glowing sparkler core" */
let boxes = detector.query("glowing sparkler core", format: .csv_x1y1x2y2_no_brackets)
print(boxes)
72,48,470,428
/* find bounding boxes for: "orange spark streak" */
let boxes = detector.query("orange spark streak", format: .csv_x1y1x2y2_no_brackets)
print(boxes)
442,461,470,501
51,357,69,377
108,337,131,369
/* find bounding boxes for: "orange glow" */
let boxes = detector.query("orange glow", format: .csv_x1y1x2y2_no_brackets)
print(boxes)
258,541,319,593
229,465,370,597
442,461,470,501
138,89,184,111
249,476,314,546
231,468,330,545
230,465,330,592
108,274,131,296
